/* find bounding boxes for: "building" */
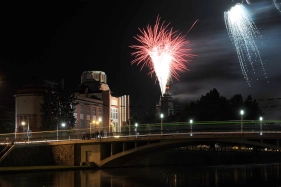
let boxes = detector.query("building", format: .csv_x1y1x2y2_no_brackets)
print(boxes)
156,83,174,118
14,78,57,133
74,71,130,135
14,71,130,136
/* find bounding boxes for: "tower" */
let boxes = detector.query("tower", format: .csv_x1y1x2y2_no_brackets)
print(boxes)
156,82,174,117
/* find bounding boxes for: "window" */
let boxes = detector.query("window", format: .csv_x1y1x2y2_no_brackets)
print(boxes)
80,119,84,128
80,105,84,114
93,107,96,116
114,109,117,119
111,108,118,119
98,108,102,117
86,106,90,115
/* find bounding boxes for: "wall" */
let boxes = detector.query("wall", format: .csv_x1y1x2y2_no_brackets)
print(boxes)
15,95,44,132
80,144,101,165
0,144,75,167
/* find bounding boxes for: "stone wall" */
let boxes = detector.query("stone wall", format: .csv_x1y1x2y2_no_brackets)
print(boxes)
0,144,75,167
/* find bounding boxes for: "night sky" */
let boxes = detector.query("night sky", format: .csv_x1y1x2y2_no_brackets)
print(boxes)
0,0,281,119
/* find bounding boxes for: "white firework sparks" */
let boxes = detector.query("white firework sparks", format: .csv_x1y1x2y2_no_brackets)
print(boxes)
273,0,281,12
224,3,267,86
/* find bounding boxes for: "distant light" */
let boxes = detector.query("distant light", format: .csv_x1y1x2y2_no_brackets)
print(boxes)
240,110,244,115
190,119,193,123
61,123,66,127
160,113,164,118
259,116,263,121
135,123,138,127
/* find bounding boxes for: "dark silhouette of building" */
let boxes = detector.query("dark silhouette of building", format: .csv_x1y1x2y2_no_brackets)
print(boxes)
156,83,174,119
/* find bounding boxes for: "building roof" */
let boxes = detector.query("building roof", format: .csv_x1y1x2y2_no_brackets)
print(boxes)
15,78,57,95
76,79,110,94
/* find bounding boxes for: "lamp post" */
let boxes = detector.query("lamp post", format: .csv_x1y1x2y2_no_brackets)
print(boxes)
259,116,263,135
98,117,102,138
89,120,97,138
160,113,164,135
57,122,66,141
21,116,30,142
98,117,102,132
135,123,138,138
240,110,244,134
90,120,93,138
190,119,193,136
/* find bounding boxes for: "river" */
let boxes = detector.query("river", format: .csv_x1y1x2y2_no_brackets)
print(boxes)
1,163,280,187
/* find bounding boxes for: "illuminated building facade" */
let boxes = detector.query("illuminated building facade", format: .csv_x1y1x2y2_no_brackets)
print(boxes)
75,71,130,134
14,71,130,135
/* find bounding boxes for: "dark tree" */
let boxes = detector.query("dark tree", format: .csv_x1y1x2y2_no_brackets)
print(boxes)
177,100,198,122
143,106,157,123
40,83,77,131
130,112,143,126
229,94,244,120
0,107,15,133
244,95,262,120
196,88,230,121
175,89,263,122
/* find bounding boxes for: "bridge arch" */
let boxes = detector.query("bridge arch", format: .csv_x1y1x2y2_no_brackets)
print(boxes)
96,135,281,168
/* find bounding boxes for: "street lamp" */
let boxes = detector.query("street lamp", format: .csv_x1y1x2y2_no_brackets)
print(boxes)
57,122,66,141
98,117,102,136
259,116,263,135
190,119,193,136
89,120,93,138
21,117,30,142
89,120,98,138
240,110,244,134
160,113,164,135
135,123,138,138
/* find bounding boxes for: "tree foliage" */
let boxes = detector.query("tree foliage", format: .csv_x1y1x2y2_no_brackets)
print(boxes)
40,83,77,131
0,107,15,133
132,88,263,124
179,88,263,121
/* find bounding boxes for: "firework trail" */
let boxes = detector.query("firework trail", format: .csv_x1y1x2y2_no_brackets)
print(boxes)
273,0,281,12
130,16,197,95
224,3,267,86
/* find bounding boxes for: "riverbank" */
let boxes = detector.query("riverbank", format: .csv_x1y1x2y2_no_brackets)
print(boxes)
0,165,93,173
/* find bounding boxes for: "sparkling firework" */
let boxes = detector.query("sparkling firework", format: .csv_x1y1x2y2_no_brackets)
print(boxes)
130,16,196,95
224,4,267,86
273,0,281,12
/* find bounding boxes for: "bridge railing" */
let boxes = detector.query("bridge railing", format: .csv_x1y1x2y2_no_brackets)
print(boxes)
1,120,281,144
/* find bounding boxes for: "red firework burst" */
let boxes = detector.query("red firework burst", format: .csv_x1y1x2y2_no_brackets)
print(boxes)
130,15,197,88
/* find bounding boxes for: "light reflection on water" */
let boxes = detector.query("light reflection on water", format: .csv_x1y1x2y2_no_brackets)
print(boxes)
1,163,281,187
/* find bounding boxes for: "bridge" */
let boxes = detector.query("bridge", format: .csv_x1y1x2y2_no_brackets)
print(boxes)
1,120,281,168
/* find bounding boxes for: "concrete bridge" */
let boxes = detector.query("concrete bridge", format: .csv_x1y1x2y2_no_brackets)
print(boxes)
84,132,281,168
1,131,281,168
